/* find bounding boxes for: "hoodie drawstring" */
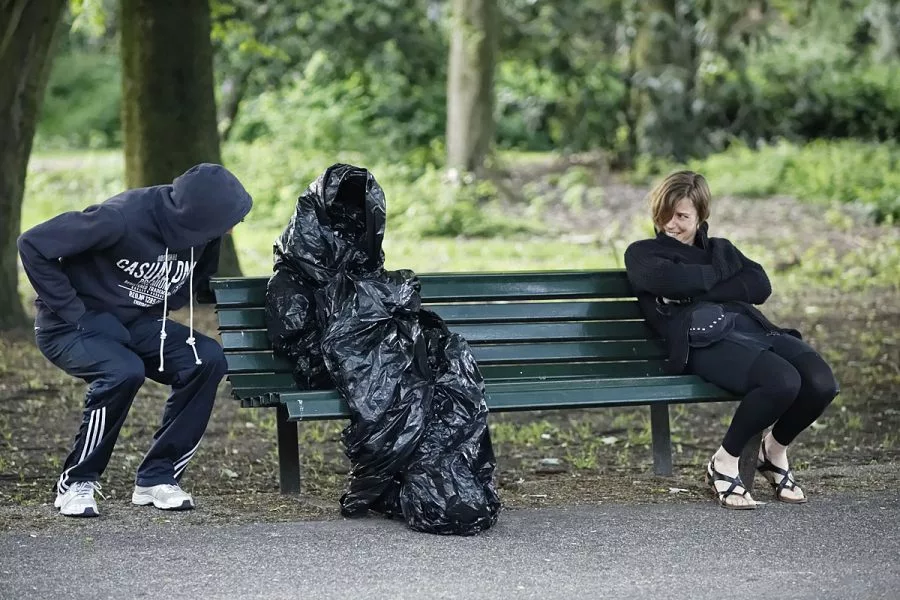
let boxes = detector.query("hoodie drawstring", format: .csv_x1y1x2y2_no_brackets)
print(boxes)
186,247,202,366
158,247,202,372
158,248,172,372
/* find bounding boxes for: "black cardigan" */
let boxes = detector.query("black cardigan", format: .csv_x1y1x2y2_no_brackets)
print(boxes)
623,223,799,373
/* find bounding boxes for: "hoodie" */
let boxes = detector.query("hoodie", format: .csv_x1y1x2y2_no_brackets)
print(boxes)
18,163,252,365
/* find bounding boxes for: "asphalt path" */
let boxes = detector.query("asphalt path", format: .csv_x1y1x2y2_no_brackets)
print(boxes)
2,491,897,599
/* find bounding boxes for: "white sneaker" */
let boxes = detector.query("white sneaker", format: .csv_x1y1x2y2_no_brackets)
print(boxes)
54,481,101,517
132,483,195,510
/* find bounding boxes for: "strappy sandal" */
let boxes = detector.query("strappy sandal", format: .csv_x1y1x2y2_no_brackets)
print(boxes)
705,459,758,510
757,443,808,504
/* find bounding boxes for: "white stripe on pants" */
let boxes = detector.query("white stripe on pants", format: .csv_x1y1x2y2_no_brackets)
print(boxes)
173,438,202,479
58,406,107,494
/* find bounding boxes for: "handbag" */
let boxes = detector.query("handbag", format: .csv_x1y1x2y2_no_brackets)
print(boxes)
688,303,735,347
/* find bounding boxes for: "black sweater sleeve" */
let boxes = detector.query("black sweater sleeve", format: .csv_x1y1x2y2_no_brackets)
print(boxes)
624,240,721,298
696,243,772,304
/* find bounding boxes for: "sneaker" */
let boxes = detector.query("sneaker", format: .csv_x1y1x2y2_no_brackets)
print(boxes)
131,483,195,510
54,481,102,517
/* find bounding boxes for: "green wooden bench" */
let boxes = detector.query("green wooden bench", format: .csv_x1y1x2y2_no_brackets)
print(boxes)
210,270,756,495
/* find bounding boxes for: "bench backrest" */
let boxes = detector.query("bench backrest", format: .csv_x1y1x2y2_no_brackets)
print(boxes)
211,271,666,400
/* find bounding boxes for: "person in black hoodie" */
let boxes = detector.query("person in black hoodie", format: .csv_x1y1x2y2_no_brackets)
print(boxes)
17,163,252,517
624,171,838,510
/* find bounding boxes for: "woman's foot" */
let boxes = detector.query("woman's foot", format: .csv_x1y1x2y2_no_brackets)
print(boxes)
757,433,808,504
705,449,757,510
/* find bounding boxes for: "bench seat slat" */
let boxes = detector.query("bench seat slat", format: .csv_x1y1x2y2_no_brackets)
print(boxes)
430,300,643,323
480,360,666,380
473,340,665,363
210,271,634,306
415,271,633,301
276,376,731,421
224,339,665,374
220,321,656,350
228,361,664,400
215,300,645,330
227,373,297,389
227,361,670,400
225,352,293,373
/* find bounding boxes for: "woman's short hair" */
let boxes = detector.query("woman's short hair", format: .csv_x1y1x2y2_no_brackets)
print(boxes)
648,170,711,231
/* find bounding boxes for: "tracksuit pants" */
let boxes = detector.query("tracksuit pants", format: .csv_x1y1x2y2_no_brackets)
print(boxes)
34,309,227,495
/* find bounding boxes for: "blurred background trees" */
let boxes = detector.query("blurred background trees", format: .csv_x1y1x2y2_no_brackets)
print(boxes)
33,0,900,167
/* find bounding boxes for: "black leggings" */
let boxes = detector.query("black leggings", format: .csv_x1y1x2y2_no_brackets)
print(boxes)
688,334,839,457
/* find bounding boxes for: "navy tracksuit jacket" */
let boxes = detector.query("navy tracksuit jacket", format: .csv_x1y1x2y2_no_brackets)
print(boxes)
17,163,252,493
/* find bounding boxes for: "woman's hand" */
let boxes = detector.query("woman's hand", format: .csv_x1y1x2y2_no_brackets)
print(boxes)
709,239,743,281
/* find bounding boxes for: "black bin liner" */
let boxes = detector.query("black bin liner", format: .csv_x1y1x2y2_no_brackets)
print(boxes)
265,164,501,535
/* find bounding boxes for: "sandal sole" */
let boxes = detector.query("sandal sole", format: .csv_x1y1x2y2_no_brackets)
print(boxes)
706,462,758,510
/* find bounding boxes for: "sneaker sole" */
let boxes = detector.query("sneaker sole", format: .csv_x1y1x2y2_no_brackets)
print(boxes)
131,494,194,511
60,507,99,518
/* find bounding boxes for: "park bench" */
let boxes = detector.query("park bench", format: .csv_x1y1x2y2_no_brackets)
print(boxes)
209,270,759,495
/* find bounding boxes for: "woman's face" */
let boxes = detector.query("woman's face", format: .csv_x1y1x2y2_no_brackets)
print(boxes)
662,197,700,245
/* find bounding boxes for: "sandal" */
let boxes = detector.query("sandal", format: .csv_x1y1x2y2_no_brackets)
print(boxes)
757,442,808,504
705,458,758,510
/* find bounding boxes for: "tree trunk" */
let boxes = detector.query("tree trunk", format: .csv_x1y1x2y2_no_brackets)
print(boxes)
218,67,251,142
120,0,242,275
0,0,67,331
446,0,498,173
635,0,701,161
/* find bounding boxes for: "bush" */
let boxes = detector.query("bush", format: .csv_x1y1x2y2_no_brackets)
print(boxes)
495,60,625,152
229,49,446,163
696,36,900,150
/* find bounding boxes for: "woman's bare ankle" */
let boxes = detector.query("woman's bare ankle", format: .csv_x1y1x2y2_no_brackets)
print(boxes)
708,446,755,507
712,446,740,474
762,432,790,469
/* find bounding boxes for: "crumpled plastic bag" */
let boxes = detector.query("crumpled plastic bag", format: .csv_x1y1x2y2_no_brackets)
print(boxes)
265,164,501,535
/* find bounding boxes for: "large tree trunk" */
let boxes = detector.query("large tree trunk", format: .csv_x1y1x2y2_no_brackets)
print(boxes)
446,0,498,173
0,0,67,331
634,0,702,161
120,0,242,276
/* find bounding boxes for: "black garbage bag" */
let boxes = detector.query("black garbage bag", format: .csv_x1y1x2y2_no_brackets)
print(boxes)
265,164,501,535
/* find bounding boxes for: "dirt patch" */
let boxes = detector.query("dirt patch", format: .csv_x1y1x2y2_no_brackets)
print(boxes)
2,174,898,532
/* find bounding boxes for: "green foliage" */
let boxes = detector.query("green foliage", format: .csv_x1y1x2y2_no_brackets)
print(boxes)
700,140,900,223
34,0,900,168
35,50,121,149
210,0,447,143
229,48,446,159
639,140,900,223
68,0,115,37
387,168,535,238
706,35,900,145
495,60,625,152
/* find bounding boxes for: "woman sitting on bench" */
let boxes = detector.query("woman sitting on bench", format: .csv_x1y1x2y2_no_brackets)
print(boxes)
624,171,839,510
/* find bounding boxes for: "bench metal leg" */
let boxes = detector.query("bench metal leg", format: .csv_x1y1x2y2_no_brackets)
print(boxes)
276,404,301,494
738,431,762,494
650,403,673,476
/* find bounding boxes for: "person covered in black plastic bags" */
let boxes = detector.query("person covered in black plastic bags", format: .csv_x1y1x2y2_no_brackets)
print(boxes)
265,164,501,535
17,164,252,517
623,171,839,510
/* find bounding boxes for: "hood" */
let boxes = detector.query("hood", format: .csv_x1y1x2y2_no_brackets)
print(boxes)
274,164,386,284
155,163,253,250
